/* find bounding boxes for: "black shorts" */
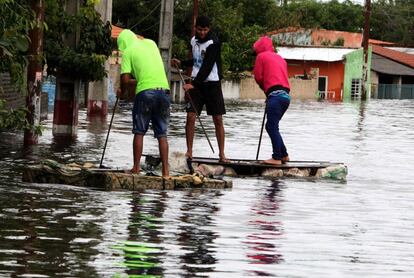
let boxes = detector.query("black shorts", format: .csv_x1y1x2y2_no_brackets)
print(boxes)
186,81,226,115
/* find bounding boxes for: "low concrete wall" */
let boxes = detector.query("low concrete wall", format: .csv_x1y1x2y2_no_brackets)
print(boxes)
110,68,321,103
226,75,319,101
222,80,240,99
289,77,318,99
0,73,25,110
240,77,265,100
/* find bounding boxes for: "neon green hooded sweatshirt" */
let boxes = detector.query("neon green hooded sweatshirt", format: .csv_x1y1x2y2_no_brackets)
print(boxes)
117,29,169,94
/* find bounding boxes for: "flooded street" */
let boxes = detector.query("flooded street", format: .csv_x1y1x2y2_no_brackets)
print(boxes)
1,99,414,277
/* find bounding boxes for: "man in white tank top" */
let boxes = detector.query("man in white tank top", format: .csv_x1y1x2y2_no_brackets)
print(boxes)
172,16,229,163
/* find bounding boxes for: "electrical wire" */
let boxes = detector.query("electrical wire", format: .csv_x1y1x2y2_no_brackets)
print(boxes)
129,1,162,30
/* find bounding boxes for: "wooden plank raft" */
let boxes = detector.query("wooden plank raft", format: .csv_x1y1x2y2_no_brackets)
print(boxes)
145,154,348,180
22,160,232,190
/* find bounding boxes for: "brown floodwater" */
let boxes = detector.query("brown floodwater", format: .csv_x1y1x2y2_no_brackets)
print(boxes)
1,99,413,277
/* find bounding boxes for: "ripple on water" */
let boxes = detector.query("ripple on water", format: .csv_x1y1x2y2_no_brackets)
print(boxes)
1,100,414,277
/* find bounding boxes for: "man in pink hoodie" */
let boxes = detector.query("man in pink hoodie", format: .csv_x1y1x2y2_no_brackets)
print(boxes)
253,36,291,165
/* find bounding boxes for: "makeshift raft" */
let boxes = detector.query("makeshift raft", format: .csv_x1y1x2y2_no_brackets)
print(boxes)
22,160,232,190
146,154,348,180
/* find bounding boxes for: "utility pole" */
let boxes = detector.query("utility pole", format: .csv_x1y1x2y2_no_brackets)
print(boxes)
191,0,199,37
361,0,371,100
24,0,45,145
158,0,174,81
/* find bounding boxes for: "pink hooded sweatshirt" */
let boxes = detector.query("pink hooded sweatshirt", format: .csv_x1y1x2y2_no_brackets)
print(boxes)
253,36,290,95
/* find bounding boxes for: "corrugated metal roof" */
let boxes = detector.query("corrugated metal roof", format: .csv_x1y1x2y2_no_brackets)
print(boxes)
386,47,414,55
371,54,414,76
277,47,356,62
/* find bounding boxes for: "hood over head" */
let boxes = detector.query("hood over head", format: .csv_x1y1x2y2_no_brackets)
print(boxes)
253,36,275,54
117,29,138,52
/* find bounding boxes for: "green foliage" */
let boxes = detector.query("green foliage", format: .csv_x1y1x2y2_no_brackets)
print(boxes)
223,25,265,74
333,37,345,46
0,0,32,87
44,0,113,81
371,0,414,46
0,98,43,135
0,99,26,131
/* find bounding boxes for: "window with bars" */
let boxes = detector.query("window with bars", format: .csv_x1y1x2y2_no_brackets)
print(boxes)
351,79,362,98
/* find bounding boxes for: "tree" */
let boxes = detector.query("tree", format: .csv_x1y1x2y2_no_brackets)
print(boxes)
371,0,414,46
44,0,112,81
1,0,113,133
0,0,32,86
0,0,33,132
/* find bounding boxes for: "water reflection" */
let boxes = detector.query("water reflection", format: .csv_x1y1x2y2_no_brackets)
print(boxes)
245,181,284,276
178,190,222,277
120,191,168,277
0,183,104,277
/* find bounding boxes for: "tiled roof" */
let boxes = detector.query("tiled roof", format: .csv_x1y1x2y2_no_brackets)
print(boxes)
372,45,414,69
111,25,143,39
111,25,124,39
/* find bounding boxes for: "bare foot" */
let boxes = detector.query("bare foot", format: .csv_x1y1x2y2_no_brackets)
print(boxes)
281,156,290,163
218,152,230,163
127,166,140,174
261,158,282,165
219,156,231,163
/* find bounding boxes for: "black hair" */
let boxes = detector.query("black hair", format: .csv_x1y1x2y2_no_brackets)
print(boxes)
195,16,211,28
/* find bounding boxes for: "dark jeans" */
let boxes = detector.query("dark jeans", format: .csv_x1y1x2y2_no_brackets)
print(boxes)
265,90,291,160
132,89,170,138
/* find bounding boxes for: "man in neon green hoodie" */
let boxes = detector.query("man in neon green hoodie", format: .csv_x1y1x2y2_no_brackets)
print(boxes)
117,29,170,177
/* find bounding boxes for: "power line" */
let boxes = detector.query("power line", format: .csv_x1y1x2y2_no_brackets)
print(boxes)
129,1,162,30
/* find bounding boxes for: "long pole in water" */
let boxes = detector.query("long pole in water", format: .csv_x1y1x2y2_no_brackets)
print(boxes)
175,66,215,154
256,103,267,160
100,97,119,168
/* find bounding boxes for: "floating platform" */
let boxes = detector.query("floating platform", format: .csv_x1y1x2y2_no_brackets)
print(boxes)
146,154,347,180
22,160,232,190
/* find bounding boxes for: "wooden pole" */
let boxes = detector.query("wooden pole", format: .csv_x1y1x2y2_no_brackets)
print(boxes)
24,0,45,145
99,97,118,168
361,0,371,100
176,67,215,154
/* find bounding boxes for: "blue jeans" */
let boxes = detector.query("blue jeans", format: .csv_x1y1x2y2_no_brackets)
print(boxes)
132,89,170,138
266,90,291,160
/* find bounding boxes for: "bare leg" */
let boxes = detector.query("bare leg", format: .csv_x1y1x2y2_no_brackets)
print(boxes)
158,136,170,178
212,115,228,162
185,112,196,159
131,134,144,173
